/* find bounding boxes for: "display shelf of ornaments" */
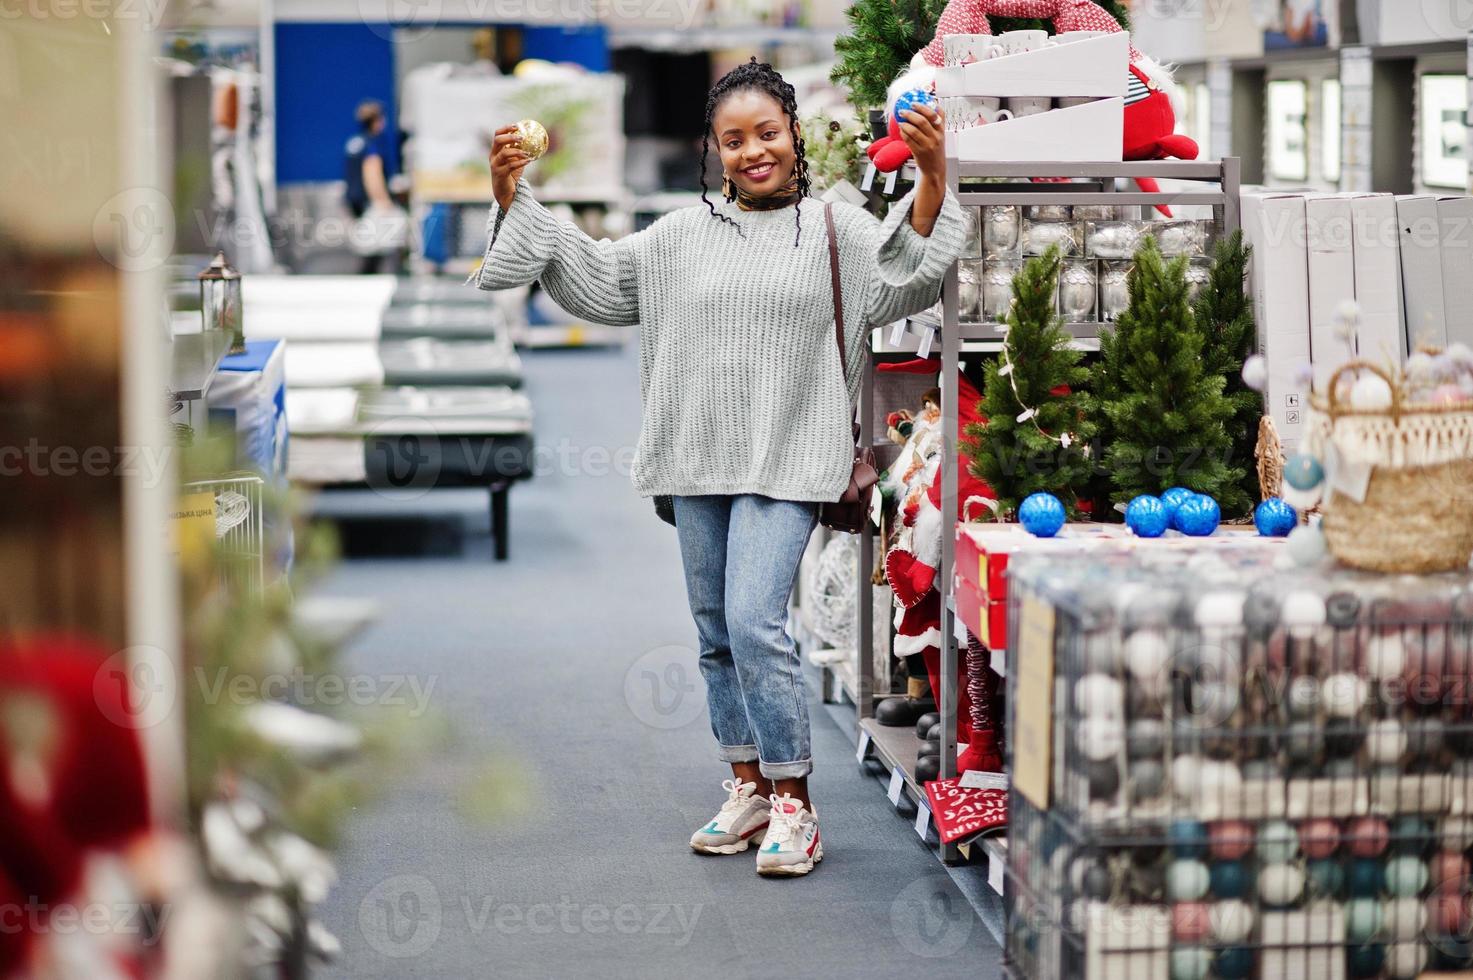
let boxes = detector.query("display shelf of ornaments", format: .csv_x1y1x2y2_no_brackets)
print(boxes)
1000,542,1473,980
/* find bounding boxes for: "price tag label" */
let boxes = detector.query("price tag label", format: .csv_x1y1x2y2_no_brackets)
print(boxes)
961,770,1009,792
856,730,873,765
988,848,1005,895
890,319,908,346
917,326,935,359
914,802,932,840
887,767,906,806
952,609,969,644
883,170,899,195
860,162,877,193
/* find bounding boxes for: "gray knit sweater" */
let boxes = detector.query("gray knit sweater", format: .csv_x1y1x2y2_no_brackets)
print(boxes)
471,178,967,502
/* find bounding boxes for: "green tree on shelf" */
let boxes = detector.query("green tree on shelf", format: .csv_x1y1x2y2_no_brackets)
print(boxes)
1092,236,1248,512
1194,230,1263,512
963,246,1096,518
832,0,949,108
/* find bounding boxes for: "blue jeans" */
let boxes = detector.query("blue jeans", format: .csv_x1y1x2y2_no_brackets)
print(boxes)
673,495,818,780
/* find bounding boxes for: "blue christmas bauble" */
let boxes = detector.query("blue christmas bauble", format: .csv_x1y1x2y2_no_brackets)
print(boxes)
1214,947,1255,980
1019,492,1066,537
1126,495,1169,538
1175,494,1221,537
1160,487,1195,528
1253,497,1297,537
891,88,936,126
1210,861,1250,899
1283,453,1325,492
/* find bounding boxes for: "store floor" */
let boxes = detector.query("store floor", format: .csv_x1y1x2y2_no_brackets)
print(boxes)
310,335,1001,979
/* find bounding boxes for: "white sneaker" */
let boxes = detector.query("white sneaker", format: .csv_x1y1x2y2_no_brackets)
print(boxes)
690,779,770,855
755,794,822,876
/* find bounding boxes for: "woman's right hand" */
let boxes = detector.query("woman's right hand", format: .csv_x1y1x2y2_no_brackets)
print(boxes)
490,125,530,211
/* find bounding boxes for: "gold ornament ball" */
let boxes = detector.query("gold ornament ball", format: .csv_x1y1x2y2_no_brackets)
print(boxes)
515,119,548,160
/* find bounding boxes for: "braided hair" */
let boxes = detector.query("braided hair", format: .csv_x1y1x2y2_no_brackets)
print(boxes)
698,57,811,248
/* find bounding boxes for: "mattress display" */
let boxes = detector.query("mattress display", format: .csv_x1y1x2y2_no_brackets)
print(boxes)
377,338,522,387
288,386,533,487
286,386,531,436
379,303,505,339
392,279,486,306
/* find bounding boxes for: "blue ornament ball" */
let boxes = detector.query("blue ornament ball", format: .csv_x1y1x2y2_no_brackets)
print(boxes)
1283,453,1325,492
1160,487,1195,528
891,88,936,126
1253,497,1297,537
1018,492,1066,538
1175,495,1221,537
1126,495,1170,538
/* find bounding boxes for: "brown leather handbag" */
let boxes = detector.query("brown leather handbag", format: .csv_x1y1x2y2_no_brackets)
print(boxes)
816,201,879,534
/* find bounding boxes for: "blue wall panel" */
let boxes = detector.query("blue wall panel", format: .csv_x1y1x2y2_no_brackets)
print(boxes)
274,22,399,184
522,24,609,71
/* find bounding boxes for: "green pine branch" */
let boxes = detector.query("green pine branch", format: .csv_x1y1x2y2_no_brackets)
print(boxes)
1193,230,1263,513
962,246,1096,518
1091,236,1248,513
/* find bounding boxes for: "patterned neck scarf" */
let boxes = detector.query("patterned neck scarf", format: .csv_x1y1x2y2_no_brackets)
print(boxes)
733,172,801,211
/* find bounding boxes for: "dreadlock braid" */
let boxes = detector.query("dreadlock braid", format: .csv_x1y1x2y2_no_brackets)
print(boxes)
698,57,811,248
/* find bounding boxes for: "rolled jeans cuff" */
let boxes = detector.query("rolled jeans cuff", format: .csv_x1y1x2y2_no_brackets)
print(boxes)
717,743,759,764
759,758,813,780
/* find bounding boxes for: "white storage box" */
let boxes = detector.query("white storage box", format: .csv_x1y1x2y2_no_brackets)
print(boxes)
1347,194,1406,365
934,32,1129,99
1304,196,1356,388
1439,196,1473,349
945,98,1124,163
1396,195,1448,350
1243,192,1311,450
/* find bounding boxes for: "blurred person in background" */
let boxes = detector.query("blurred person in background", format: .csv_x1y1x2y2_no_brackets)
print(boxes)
343,99,407,274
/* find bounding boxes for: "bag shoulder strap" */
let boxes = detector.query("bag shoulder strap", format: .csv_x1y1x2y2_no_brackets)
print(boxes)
823,201,846,377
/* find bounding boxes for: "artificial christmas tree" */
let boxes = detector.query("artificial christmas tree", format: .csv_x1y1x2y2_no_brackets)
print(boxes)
1194,230,1263,515
1092,237,1248,511
803,113,868,195
963,246,1095,518
831,0,949,109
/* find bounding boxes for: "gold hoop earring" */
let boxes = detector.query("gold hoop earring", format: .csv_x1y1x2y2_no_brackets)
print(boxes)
721,174,735,201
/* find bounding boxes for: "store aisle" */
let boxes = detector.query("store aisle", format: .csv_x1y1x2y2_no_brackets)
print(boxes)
311,336,999,979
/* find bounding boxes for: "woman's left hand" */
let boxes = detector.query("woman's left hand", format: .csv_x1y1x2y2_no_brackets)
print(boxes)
898,104,946,182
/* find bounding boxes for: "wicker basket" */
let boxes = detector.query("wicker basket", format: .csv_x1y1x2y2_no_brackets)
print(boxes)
1307,361,1473,574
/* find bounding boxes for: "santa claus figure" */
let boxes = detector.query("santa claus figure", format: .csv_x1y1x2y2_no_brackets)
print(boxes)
867,0,1199,214
876,362,1004,779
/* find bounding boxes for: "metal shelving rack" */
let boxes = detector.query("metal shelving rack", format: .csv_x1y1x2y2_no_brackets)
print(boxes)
853,157,1242,861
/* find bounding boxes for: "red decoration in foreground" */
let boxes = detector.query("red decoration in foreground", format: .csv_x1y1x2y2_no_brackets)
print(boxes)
923,777,1007,844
